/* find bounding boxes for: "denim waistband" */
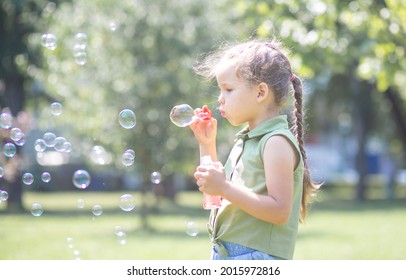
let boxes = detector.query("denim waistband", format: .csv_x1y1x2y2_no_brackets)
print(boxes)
213,241,256,258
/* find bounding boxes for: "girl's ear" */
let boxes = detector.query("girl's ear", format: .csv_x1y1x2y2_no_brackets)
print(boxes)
256,82,271,103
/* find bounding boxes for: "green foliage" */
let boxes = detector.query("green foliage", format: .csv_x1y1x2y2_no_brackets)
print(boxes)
23,0,236,181
238,0,406,96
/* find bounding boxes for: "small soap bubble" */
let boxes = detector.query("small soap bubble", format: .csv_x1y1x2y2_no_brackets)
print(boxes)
116,230,127,245
50,102,63,116
150,171,162,184
114,225,123,235
121,151,135,167
92,204,103,216
63,141,72,153
73,249,80,260
74,51,87,66
185,220,199,237
0,190,9,202
34,139,47,152
108,21,117,32
40,33,57,50
66,237,74,249
169,104,195,127
30,202,43,217
73,170,91,189
22,172,34,185
0,112,13,129
10,128,23,141
54,137,66,152
118,109,136,129
74,33,87,48
91,145,107,165
0,167,4,178
41,172,51,183
119,194,135,212
43,132,57,147
3,143,16,158
14,133,26,146
77,198,85,209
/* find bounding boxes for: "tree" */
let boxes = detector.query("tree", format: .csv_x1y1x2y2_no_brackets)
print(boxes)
230,0,406,199
20,0,235,226
0,0,55,211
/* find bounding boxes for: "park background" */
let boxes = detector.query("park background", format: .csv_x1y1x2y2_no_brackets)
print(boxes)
0,0,405,260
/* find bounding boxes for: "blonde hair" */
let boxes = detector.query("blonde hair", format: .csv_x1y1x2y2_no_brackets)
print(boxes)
195,39,320,223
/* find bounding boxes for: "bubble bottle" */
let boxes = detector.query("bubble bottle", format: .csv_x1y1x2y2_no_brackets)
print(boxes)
200,155,222,210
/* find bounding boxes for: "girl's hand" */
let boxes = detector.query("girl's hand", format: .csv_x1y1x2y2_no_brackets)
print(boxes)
194,161,228,196
189,105,217,145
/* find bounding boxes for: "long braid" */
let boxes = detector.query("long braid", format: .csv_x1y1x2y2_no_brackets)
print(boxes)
291,74,319,223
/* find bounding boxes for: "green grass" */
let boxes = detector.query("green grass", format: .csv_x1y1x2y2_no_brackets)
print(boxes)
1,187,406,260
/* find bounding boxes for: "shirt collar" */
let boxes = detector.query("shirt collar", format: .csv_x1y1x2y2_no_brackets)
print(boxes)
235,115,289,141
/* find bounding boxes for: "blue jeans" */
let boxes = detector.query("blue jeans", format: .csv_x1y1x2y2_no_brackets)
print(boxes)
211,241,284,260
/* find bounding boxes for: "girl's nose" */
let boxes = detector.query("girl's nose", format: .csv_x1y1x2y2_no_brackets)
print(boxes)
218,92,224,105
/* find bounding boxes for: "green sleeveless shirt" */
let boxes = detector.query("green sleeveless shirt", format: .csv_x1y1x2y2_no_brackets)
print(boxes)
208,115,303,260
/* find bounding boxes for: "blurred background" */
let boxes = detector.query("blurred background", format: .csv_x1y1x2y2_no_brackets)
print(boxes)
0,0,405,260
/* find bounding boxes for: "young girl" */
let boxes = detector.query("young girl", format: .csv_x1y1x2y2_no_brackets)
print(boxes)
190,39,319,260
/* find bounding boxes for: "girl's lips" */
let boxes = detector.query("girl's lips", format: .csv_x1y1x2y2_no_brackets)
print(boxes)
219,109,225,117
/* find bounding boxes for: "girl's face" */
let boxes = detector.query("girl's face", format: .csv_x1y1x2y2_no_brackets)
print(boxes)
216,61,259,126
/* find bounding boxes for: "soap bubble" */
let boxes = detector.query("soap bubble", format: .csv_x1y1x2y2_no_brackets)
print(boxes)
121,150,135,167
34,139,47,152
41,172,51,183
3,143,16,158
74,51,87,66
74,32,87,48
108,21,118,32
10,128,23,141
150,171,162,184
14,133,26,146
114,225,123,235
30,202,43,217
22,173,34,185
0,190,8,202
169,104,196,127
118,109,136,129
63,141,72,153
116,230,127,245
54,137,66,152
77,198,85,209
0,167,4,178
72,170,91,189
92,204,103,216
50,102,62,116
66,237,74,249
91,145,107,165
0,112,13,129
43,132,57,147
73,249,80,260
40,33,57,50
119,194,135,212
185,220,199,237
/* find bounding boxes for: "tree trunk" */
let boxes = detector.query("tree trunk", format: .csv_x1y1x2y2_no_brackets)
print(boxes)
352,78,374,201
2,75,26,212
384,88,406,162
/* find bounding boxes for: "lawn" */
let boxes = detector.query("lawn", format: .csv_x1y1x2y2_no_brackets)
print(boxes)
1,186,406,260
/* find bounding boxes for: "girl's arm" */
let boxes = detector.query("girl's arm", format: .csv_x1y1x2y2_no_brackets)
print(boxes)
196,135,296,225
